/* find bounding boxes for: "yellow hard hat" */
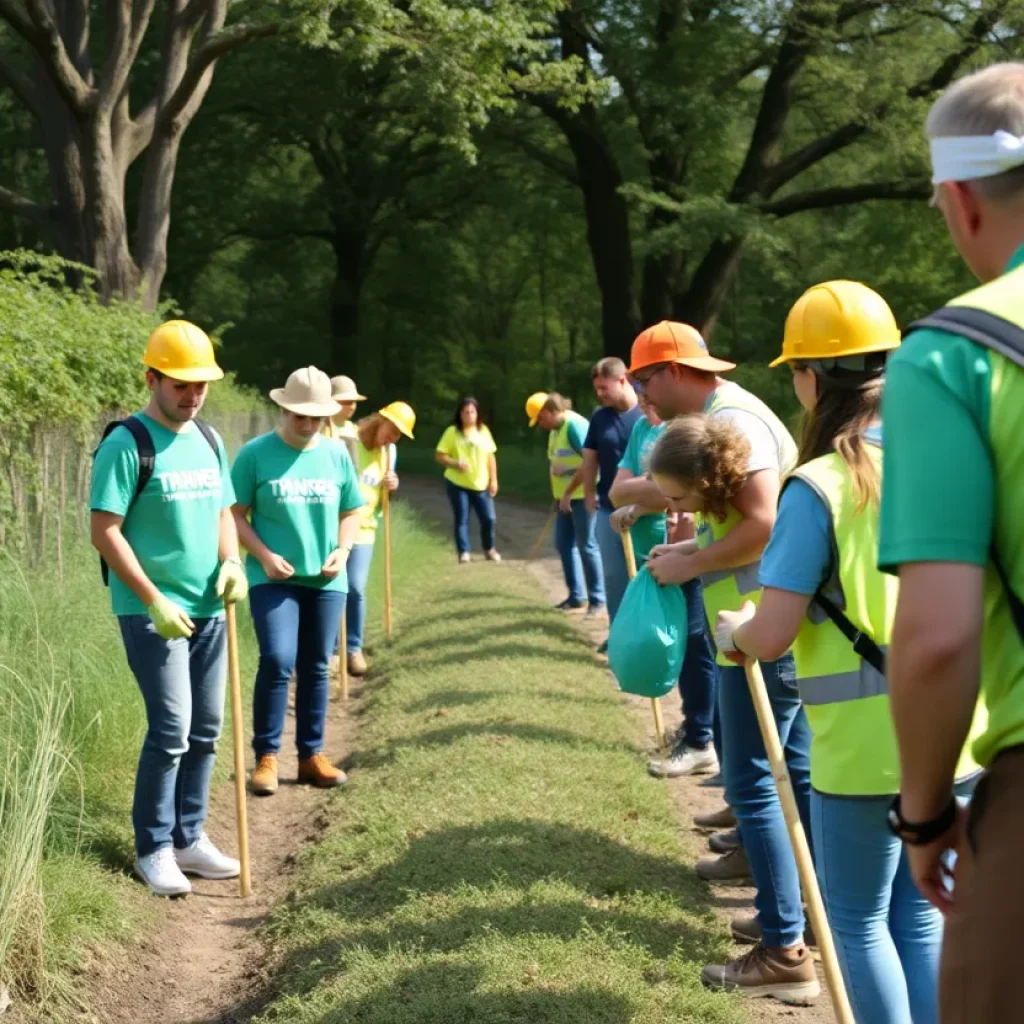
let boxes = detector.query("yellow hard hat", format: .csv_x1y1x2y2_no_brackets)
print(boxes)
142,320,224,382
379,400,416,440
772,281,901,369
525,391,548,427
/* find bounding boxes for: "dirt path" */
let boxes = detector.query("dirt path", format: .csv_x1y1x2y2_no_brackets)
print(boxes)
80,682,360,1024
397,477,835,1024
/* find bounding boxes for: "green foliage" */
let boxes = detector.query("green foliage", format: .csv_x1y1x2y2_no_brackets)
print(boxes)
254,503,741,1024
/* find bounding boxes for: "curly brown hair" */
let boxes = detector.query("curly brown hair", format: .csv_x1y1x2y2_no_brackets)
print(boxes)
648,414,750,522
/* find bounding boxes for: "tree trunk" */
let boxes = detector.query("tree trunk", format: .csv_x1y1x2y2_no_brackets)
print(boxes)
328,224,369,376
671,236,747,337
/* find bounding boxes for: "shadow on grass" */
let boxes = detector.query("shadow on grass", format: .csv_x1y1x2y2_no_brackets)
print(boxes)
398,640,596,672
405,689,617,713
396,613,586,649
202,960,643,1024
352,721,634,769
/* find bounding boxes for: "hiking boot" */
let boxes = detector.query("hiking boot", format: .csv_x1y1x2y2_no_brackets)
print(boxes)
249,753,279,796
485,549,502,562
135,847,191,897
556,597,586,610
696,847,753,885
693,805,737,831
731,914,817,948
648,741,719,779
709,828,742,855
458,552,471,564
175,833,240,880
701,943,819,1005
298,753,348,788
348,650,368,676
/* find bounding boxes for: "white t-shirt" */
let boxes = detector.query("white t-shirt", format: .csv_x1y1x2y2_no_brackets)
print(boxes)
706,382,796,476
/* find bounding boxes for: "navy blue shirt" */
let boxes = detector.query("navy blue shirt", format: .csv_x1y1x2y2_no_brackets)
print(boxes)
584,404,643,510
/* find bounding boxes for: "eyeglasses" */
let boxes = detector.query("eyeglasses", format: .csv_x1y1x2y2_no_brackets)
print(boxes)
630,363,669,386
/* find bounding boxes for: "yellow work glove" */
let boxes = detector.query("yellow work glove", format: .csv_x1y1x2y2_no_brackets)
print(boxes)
216,557,249,605
147,595,196,640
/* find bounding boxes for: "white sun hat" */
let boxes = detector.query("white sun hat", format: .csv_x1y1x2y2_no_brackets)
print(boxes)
270,366,341,417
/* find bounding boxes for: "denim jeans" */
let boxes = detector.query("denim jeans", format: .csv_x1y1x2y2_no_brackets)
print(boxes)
811,780,975,1024
445,479,496,554
594,507,630,624
119,614,227,858
554,499,605,606
719,653,812,947
346,541,375,653
676,577,719,753
249,583,346,760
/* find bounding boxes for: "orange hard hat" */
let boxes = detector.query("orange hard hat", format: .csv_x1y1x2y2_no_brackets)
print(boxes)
629,321,736,375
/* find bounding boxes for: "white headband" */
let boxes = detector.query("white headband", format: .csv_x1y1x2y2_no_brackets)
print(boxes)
930,130,1024,184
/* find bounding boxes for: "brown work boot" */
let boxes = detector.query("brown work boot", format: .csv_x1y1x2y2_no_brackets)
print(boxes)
731,914,817,948
709,828,742,855
693,804,737,831
696,846,753,885
348,650,368,676
298,753,348,788
702,942,819,1004
249,754,279,796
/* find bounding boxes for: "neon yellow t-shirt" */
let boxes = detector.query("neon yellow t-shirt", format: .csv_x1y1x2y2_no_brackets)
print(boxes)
354,439,396,545
435,425,496,492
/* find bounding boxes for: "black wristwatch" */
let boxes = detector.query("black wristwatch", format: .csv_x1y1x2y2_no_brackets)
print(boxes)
887,794,957,846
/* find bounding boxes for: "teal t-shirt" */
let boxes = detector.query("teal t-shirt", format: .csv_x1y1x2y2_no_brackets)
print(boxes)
90,412,235,618
231,432,364,592
617,418,667,560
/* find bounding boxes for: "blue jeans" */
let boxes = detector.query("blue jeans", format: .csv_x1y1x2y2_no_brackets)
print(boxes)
719,653,812,947
445,479,496,554
249,583,346,760
554,500,605,606
676,578,719,753
119,614,227,858
594,507,630,624
346,542,374,653
811,780,974,1024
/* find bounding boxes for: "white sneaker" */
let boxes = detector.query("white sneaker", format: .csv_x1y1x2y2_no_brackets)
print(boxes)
135,847,192,897
174,832,240,880
648,744,720,779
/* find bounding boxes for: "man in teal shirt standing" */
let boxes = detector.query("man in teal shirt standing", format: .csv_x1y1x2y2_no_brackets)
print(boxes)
91,320,249,897
880,62,1024,1020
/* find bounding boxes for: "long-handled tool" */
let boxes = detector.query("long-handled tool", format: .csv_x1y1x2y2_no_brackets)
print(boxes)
529,507,557,562
621,530,667,749
743,659,854,1024
225,603,252,898
383,447,393,640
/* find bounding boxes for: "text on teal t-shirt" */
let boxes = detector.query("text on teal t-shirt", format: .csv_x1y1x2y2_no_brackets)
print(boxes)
231,432,364,592
90,412,235,618
617,418,667,560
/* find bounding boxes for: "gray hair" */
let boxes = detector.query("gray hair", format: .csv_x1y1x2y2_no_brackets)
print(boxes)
927,62,1024,204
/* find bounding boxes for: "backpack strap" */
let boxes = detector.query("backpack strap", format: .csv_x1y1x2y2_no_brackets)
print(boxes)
908,307,1024,371
95,416,156,585
811,589,887,676
193,419,222,465
909,308,1024,642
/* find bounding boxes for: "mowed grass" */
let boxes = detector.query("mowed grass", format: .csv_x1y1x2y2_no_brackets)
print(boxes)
254,503,741,1024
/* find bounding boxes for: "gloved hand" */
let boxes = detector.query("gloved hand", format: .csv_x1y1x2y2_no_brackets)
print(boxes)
714,601,756,656
610,504,639,535
148,595,196,640
216,557,249,605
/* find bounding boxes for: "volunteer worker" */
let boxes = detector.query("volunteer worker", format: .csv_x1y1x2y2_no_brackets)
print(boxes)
526,391,605,612
435,395,500,563
323,375,366,442
232,366,364,796
345,401,416,675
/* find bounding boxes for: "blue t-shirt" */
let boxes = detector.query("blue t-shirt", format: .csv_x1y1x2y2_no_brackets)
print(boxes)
617,418,667,560
759,426,882,595
585,404,643,510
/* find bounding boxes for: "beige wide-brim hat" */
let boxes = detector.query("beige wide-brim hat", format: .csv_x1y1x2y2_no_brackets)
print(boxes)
270,366,341,417
330,375,367,401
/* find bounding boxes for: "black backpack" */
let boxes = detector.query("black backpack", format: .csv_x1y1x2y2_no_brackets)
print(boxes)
94,415,220,585
906,305,1024,642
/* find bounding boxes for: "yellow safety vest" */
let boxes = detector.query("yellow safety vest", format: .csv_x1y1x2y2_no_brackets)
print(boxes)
697,384,797,666
548,412,586,501
789,448,981,794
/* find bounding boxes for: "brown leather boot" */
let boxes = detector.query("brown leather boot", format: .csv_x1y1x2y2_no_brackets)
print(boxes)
249,754,279,796
702,943,820,1004
348,650,368,676
297,753,348,788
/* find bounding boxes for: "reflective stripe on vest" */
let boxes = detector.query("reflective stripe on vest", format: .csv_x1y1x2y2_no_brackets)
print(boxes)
798,646,889,706
700,561,761,594
549,413,585,501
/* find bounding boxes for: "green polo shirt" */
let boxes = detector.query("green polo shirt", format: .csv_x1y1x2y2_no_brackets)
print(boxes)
879,242,1024,765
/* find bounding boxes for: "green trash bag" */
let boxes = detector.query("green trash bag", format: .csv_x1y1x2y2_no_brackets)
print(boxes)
608,566,687,698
